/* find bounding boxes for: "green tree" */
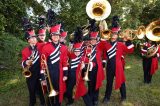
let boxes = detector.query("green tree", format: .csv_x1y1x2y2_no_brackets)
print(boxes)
139,0,160,26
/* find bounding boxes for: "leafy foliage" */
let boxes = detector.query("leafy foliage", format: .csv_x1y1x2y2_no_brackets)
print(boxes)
0,33,27,71
139,0,160,26
0,0,159,38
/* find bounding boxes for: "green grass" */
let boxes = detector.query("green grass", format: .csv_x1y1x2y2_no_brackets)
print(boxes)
0,55,160,106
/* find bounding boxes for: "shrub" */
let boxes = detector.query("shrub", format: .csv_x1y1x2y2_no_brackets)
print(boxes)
0,33,27,71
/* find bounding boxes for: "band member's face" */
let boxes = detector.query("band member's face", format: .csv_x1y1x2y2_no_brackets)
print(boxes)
51,34,60,43
38,34,46,42
60,37,65,43
111,34,118,42
74,51,81,56
28,37,37,45
90,39,97,45
84,41,90,46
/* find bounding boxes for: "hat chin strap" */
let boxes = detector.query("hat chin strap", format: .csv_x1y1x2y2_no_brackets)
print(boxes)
52,40,59,44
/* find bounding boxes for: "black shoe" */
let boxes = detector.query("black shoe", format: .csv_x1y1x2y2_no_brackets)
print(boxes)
93,101,98,106
102,97,110,104
120,98,126,102
29,103,35,106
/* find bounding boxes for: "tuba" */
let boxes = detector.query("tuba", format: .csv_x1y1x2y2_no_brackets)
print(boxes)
86,0,111,21
146,20,160,41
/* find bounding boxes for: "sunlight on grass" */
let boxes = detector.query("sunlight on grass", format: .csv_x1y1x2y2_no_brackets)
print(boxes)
6,79,19,85
125,65,131,69
121,101,134,106
0,55,160,106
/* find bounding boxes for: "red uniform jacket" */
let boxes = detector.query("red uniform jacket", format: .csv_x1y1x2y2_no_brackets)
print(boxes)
21,43,41,68
99,40,134,90
41,42,68,103
36,41,47,55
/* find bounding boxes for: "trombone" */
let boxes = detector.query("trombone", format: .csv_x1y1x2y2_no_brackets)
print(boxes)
41,54,58,97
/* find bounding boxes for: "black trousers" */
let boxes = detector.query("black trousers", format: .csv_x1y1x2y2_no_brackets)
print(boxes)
143,58,152,83
66,71,93,106
26,77,45,106
104,63,126,100
88,69,99,104
47,95,61,106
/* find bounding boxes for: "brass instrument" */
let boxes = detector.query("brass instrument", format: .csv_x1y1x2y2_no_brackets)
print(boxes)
119,29,134,40
119,28,145,40
146,44,159,58
82,24,91,36
83,44,93,81
22,66,32,78
86,0,111,21
99,20,111,40
41,54,58,97
22,51,35,78
137,26,146,39
146,19,160,41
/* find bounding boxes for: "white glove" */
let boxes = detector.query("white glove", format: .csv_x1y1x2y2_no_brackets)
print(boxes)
89,62,93,71
26,59,33,66
81,61,85,70
63,76,68,81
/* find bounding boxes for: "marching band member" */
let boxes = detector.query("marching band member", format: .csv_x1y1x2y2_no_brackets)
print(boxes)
83,31,105,106
99,28,134,104
21,29,45,106
66,42,93,106
141,38,159,84
38,28,46,43
37,15,46,43
60,29,68,45
40,24,68,106
37,16,47,55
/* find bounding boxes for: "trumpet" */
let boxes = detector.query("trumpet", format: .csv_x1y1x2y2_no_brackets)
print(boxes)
41,54,58,97
83,44,93,81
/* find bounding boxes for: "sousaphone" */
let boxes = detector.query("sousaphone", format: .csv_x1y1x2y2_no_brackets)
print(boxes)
86,0,111,21
146,20,160,41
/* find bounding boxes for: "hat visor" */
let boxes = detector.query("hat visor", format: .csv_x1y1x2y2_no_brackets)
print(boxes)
38,33,45,36
90,37,97,40
28,35,37,39
74,49,81,52
50,32,60,36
